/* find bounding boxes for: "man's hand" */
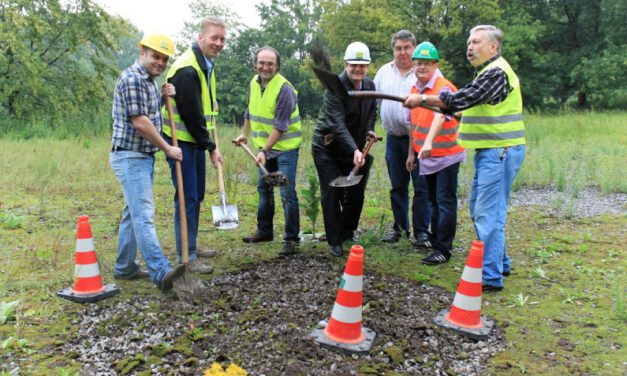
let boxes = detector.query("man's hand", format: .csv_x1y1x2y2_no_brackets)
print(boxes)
353,149,364,168
233,134,247,146
366,130,378,140
406,154,416,172
162,83,176,97
403,93,422,109
255,151,266,166
418,141,433,159
166,146,183,161
209,149,223,167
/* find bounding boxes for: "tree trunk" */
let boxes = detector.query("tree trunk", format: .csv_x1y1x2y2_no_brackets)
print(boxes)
577,92,587,107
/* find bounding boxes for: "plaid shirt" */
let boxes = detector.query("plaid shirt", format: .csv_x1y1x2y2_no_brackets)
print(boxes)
439,55,510,112
111,61,162,153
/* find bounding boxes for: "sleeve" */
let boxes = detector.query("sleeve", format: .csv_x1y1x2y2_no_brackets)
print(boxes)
437,85,456,121
438,68,509,111
121,74,149,117
273,84,297,132
168,66,215,151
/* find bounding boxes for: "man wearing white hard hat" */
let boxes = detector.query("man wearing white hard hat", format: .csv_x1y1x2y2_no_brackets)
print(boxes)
312,41,379,257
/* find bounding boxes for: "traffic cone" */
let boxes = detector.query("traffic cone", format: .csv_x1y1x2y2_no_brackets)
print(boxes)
311,245,376,354
57,215,119,303
433,240,494,340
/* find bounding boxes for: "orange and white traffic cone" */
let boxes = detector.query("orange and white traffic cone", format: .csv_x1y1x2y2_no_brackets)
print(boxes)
433,240,494,340
57,215,119,303
311,245,376,354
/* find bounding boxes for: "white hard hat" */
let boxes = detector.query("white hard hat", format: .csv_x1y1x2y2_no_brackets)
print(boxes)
344,41,371,64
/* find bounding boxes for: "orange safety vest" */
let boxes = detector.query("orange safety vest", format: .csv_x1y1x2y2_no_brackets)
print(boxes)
410,76,464,157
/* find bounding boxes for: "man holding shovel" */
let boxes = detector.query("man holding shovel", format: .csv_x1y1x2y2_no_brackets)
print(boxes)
161,16,225,274
404,25,526,292
312,42,379,257
234,46,302,256
110,32,186,292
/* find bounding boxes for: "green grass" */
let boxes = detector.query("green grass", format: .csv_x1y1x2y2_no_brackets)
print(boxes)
0,112,625,374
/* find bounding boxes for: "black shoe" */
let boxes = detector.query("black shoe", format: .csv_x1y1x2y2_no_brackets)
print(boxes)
421,250,451,265
242,232,273,243
114,268,150,280
502,270,511,277
482,284,504,292
160,264,186,292
279,240,298,256
381,232,401,243
330,245,343,257
414,233,433,249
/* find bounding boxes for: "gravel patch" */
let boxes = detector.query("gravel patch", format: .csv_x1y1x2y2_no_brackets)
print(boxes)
61,255,505,375
509,187,627,217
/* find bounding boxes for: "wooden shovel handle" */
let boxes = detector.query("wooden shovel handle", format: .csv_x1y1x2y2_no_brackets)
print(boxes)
349,91,460,121
232,140,270,175
350,135,382,175
211,102,226,194
166,97,188,264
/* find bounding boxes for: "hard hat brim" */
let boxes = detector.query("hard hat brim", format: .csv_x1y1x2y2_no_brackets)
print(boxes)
345,59,371,64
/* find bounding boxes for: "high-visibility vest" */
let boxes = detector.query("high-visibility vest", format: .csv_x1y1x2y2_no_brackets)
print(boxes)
161,48,217,143
410,76,464,157
249,73,302,151
458,57,525,149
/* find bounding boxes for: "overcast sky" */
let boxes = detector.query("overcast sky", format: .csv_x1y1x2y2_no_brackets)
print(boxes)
96,0,263,38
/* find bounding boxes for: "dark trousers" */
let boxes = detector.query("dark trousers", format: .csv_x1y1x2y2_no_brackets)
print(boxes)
312,145,373,246
424,162,460,253
385,134,431,238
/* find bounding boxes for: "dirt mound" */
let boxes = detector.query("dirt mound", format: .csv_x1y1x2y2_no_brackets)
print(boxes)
64,254,504,375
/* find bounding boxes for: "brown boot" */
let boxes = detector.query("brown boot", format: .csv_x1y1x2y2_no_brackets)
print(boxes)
187,259,213,274
279,240,298,256
197,248,216,258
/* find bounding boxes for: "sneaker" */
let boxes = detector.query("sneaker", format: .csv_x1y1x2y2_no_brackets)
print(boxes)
482,284,504,292
242,232,273,243
279,241,298,256
421,250,451,265
329,245,343,257
381,232,401,243
160,264,186,292
197,248,216,258
114,268,150,280
187,259,213,274
414,233,433,249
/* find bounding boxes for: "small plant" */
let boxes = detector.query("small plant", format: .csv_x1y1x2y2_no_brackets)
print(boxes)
533,266,548,279
510,293,529,307
0,300,19,324
0,211,25,230
299,167,320,238
186,327,206,342
55,367,79,376
615,286,626,323
560,288,582,304
535,249,554,263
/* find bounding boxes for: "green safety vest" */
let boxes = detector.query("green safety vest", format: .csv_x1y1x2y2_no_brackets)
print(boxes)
249,73,302,151
458,57,525,149
162,48,217,143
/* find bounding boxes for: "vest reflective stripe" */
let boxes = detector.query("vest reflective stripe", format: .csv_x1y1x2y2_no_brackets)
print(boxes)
248,73,302,151
162,48,217,143
410,76,464,157
459,57,525,149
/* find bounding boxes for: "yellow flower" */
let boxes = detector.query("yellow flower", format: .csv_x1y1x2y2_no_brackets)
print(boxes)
205,362,247,376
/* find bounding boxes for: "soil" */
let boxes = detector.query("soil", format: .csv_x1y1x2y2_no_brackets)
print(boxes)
61,254,504,375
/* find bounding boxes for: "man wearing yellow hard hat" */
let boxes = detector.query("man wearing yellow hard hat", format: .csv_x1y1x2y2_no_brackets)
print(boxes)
110,32,186,292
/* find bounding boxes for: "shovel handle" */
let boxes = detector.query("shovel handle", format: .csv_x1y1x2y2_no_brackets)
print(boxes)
211,102,227,194
349,135,382,175
349,91,460,121
233,140,271,175
166,97,188,264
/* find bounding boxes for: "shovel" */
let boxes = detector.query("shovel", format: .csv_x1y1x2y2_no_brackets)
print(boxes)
233,140,289,187
329,135,382,187
311,66,460,121
210,102,239,230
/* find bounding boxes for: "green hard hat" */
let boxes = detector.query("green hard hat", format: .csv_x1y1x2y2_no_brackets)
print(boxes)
412,42,440,62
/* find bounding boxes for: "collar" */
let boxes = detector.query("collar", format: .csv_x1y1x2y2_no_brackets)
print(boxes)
340,70,363,90
413,68,443,92
132,61,152,80
390,60,414,77
475,54,500,72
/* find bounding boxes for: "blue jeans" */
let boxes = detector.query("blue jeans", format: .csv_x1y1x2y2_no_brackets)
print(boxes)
164,137,205,263
257,149,300,241
110,151,173,286
424,162,460,253
385,134,431,237
469,145,525,287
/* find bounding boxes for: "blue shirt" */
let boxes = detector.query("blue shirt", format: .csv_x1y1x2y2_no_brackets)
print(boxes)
111,61,162,153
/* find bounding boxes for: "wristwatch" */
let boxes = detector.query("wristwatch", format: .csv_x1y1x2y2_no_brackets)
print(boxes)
421,95,427,106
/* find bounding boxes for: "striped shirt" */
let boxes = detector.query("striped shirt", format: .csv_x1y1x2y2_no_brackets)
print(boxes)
111,61,162,153
438,55,510,111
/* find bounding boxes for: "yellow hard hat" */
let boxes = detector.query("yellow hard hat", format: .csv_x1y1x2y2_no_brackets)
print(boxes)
138,32,175,57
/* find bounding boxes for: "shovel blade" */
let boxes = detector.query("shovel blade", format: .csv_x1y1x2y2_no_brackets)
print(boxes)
212,204,239,230
329,174,364,187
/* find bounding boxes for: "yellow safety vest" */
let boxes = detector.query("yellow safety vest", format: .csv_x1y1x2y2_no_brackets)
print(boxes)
249,73,302,151
458,57,525,149
162,48,217,143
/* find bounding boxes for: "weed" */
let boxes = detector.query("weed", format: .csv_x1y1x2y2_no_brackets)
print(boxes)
560,288,583,304
0,211,24,230
299,167,320,238
615,286,626,322
535,249,554,263
533,266,548,279
0,300,19,324
510,293,530,307
412,272,430,284
55,368,79,376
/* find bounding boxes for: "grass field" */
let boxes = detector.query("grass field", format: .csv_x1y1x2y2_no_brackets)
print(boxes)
0,112,625,375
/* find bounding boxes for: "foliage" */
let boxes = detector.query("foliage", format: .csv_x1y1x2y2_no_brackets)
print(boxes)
299,167,320,237
0,0,131,121
0,300,19,324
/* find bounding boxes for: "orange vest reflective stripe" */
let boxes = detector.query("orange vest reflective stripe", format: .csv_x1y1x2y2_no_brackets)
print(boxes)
410,76,464,157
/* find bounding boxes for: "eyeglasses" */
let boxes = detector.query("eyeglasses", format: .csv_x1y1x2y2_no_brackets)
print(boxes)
413,61,435,67
257,61,277,68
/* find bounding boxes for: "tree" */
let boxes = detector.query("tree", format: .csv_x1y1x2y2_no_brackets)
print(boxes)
0,0,129,120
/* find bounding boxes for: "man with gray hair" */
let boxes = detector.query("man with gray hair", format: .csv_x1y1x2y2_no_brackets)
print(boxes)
374,30,431,247
404,25,526,292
